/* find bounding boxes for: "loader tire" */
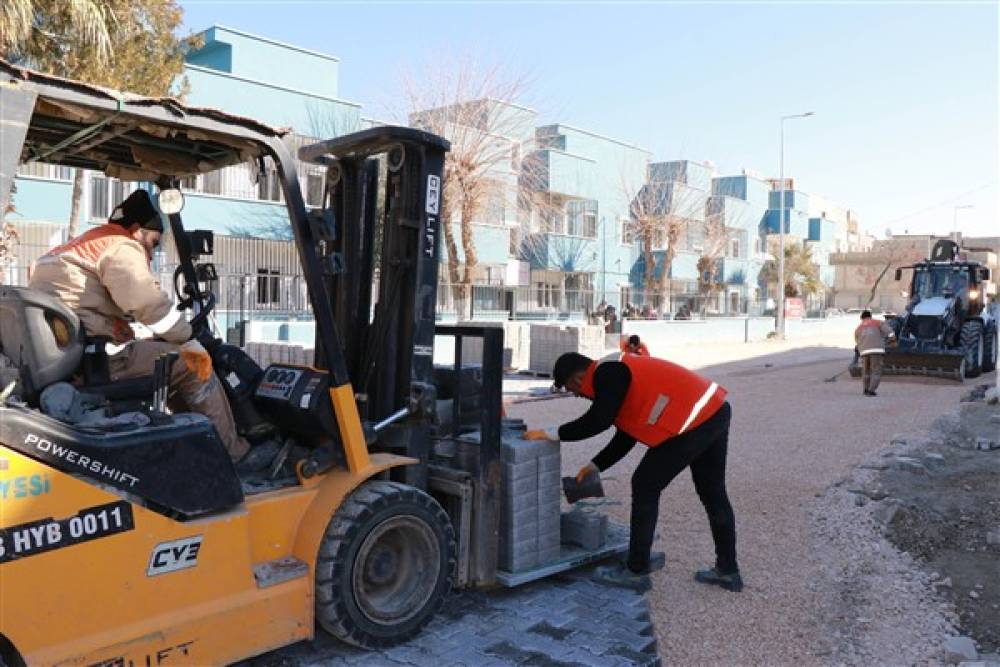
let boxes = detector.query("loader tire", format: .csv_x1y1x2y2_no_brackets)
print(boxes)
960,321,983,379
315,480,456,649
983,324,997,373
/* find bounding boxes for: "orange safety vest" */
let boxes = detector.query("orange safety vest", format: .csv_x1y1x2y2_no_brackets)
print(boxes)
41,224,137,269
580,354,727,446
37,224,139,343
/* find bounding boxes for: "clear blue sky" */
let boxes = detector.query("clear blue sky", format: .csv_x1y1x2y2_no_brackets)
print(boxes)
180,1,998,238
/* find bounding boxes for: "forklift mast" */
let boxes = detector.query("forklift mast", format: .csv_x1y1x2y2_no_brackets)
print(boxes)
299,128,449,488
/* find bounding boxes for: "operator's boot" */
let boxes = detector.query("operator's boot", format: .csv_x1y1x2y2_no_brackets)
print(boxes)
694,566,744,592
236,440,281,475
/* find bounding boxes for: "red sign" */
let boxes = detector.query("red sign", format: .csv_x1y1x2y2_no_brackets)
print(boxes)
784,297,804,319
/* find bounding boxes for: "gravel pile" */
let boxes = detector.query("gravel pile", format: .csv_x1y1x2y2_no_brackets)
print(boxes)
811,452,959,665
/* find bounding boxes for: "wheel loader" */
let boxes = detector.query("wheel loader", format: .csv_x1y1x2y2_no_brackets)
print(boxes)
849,239,999,381
0,61,623,666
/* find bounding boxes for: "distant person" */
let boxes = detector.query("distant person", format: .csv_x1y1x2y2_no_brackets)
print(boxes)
620,334,650,356
854,310,895,397
604,307,618,334
675,304,692,320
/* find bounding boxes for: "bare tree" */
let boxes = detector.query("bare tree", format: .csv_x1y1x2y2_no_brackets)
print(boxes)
621,165,707,313
403,58,540,319
860,237,926,307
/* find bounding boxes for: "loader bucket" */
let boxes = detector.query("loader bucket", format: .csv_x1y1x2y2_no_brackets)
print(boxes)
882,348,965,381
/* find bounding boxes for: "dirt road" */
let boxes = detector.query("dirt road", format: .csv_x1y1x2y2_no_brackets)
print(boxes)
508,345,996,665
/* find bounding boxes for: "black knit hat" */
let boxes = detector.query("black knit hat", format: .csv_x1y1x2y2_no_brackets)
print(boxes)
109,189,162,232
552,352,593,388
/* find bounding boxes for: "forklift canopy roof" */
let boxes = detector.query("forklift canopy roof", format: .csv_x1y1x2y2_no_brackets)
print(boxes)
1,58,290,182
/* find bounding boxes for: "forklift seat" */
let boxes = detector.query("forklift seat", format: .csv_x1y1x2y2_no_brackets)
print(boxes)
0,286,155,406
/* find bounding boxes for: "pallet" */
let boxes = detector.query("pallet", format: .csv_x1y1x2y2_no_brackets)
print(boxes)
495,522,628,588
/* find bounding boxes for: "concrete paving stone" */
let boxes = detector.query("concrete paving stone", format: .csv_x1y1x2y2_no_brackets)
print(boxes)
537,546,561,564
537,440,560,457
501,503,537,526
538,469,562,488
501,552,539,572
561,509,608,550
503,474,539,497
500,519,538,543
501,439,541,463
505,458,539,481
537,453,562,472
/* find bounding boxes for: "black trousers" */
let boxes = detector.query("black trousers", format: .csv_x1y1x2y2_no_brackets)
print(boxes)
627,401,738,574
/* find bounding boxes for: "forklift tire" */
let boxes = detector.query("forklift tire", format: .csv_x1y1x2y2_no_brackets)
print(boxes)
961,321,984,379
315,480,456,649
983,324,998,373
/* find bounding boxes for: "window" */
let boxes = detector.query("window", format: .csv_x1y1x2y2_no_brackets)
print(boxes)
179,176,198,191
620,218,634,244
256,269,281,305
88,176,131,221
258,167,283,202
510,143,521,171
202,170,223,196
730,238,740,258
17,162,71,180
583,212,597,239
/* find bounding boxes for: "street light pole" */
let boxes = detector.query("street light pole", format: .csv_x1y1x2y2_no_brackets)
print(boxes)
776,111,814,340
952,204,973,243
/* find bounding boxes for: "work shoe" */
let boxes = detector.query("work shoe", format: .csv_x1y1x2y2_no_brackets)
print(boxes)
593,561,652,593
694,567,744,592
236,440,281,474
632,551,666,575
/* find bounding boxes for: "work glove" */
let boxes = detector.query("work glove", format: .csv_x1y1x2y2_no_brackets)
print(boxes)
523,428,559,441
576,461,599,483
180,340,213,382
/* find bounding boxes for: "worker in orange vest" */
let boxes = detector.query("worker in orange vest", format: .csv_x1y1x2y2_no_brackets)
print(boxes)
619,334,650,356
525,351,741,593
29,190,278,473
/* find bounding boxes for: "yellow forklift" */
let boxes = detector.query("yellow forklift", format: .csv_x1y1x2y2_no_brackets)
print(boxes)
0,61,625,666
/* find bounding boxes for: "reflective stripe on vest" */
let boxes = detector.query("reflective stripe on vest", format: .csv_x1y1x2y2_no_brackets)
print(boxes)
677,382,719,434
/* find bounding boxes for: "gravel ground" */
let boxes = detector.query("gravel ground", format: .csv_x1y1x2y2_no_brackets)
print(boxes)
507,339,997,666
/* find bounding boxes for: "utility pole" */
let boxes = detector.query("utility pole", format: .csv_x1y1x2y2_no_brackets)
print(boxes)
952,204,973,243
776,111,814,339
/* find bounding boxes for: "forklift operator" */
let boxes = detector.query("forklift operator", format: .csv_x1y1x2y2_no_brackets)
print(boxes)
29,190,277,473
525,351,741,593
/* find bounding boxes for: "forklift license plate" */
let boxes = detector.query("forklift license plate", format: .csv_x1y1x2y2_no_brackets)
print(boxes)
0,500,134,564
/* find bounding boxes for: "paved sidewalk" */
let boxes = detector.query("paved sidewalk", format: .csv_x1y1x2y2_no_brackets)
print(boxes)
251,568,659,666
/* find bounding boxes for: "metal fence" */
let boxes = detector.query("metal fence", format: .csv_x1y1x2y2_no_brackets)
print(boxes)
435,283,827,322
1,253,830,329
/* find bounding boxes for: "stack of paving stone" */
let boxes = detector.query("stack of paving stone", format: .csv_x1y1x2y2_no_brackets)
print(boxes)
499,435,561,572
528,324,605,375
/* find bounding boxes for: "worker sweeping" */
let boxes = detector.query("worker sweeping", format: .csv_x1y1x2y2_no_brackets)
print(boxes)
29,189,278,472
525,351,741,593
620,334,650,356
854,310,895,396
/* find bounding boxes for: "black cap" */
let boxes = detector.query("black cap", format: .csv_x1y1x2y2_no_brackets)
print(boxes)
109,189,162,232
860,310,872,319
552,352,593,388
628,334,640,346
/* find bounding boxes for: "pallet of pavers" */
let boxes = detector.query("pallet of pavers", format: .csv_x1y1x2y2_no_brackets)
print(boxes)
496,434,628,587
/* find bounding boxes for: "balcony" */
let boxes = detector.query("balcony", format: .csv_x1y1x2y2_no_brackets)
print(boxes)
527,149,597,199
